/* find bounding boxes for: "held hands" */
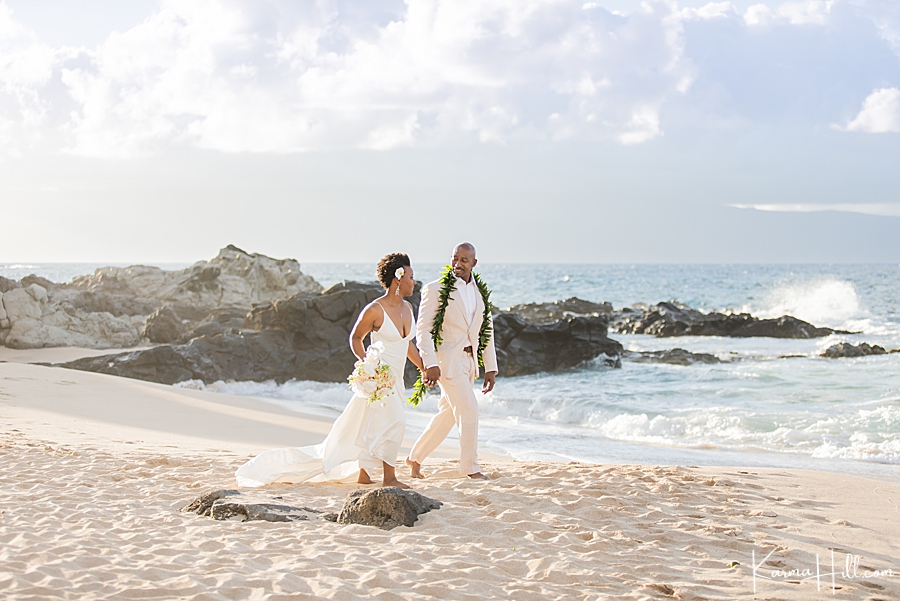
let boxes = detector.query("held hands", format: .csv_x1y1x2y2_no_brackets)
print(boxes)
482,371,497,393
423,366,441,387
421,366,496,392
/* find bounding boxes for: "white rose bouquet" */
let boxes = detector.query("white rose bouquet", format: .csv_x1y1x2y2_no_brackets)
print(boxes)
347,341,396,403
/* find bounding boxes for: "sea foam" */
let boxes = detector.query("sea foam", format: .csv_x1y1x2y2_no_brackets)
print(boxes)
750,278,861,328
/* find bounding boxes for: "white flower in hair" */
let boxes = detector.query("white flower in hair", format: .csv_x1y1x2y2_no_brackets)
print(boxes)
395,267,405,280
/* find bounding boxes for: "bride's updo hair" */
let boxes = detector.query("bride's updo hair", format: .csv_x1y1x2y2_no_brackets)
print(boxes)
376,253,411,289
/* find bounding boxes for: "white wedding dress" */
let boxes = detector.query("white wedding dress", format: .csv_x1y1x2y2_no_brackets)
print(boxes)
235,302,414,487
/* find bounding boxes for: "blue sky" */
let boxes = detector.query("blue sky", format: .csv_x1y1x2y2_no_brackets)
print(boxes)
1,0,898,263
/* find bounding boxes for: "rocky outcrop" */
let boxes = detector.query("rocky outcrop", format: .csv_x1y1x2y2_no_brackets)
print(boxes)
625,348,723,365
494,312,622,376
0,283,145,349
506,297,613,325
60,287,624,384
0,246,322,350
59,281,410,384
181,489,323,523
67,245,322,314
333,487,442,530
612,301,849,339
820,342,888,358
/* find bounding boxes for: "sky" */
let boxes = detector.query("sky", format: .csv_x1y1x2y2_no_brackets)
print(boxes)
1,0,899,264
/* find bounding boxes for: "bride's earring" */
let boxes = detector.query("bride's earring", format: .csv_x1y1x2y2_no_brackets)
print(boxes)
395,282,400,296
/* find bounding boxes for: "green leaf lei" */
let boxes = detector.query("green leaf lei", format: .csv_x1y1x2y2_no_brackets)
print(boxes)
407,265,495,406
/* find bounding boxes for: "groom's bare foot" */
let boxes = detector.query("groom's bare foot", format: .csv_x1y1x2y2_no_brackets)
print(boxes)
383,478,411,489
357,469,373,484
406,457,425,479
467,472,489,480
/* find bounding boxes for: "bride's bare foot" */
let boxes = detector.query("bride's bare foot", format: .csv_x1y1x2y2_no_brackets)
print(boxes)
383,477,411,489
406,457,425,479
357,469,373,484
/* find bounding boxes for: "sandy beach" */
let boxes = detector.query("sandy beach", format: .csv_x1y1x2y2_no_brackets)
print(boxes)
2,359,899,600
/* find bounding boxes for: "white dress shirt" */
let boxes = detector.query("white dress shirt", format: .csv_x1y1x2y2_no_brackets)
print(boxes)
457,276,478,325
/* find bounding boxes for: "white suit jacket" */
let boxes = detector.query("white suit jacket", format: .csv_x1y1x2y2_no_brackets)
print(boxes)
417,277,499,379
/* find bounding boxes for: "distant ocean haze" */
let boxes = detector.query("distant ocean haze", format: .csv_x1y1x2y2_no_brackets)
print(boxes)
4,262,899,482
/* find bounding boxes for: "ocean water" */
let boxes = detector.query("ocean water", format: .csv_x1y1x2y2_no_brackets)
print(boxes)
4,262,899,482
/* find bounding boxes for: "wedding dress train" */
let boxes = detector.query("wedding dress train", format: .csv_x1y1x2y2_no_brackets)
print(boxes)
235,303,414,487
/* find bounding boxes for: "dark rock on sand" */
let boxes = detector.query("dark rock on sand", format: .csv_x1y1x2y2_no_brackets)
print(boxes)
181,489,322,523
181,489,241,516
62,345,200,385
820,342,887,358
612,301,848,339
626,348,723,365
336,487,442,530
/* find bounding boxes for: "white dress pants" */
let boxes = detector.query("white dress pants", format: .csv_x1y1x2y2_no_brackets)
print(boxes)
409,360,480,476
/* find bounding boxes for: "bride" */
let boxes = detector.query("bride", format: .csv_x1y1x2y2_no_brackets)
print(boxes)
235,253,424,489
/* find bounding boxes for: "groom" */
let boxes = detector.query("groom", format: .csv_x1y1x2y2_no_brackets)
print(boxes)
407,242,498,479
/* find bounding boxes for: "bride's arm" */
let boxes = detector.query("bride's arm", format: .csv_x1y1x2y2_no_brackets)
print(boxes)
349,304,380,360
406,341,425,371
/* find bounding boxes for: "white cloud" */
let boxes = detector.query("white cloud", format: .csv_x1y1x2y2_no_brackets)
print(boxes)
839,87,900,133
744,0,834,27
679,2,735,21
731,203,900,217
47,0,703,156
0,0,892,157
0,2,57,155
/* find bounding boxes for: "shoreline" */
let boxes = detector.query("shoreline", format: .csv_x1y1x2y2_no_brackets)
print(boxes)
3,348,899,485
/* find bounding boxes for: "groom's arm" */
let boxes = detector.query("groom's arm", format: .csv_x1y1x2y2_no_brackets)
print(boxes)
481,316,499,392
416,283,439,371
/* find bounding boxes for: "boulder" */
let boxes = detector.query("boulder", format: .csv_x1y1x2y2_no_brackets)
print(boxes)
4,305,144,350
142,306,187,344
60,346,200,385
26,283,49,304
626,348,722,365
1,288,43,325
494,313,622,376
820,342,887,358
334,487,442,530
7,318,90,349
0,276,20,293
20,275,56,290
181,489,322,523
611,301,848,339
506,297,613,325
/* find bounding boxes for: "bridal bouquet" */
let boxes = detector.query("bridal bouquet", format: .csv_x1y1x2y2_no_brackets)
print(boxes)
348,341,396,403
